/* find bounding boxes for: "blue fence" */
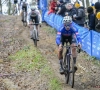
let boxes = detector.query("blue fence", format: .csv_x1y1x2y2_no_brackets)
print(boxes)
39,1,100,60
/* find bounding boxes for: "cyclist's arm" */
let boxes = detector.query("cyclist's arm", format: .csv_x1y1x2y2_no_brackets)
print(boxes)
27,12,31,25
72,29,82,45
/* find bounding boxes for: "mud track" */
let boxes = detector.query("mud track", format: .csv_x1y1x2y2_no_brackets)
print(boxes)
0,16,100,90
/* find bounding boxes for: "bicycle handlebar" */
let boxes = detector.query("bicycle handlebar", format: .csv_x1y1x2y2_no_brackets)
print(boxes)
63,45,81,53
29,23,39,25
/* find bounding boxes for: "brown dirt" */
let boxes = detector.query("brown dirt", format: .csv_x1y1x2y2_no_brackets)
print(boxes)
0,15,100,90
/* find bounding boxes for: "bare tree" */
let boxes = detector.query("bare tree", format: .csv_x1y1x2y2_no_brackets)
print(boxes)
0,0,2,14
81,0,85,7
86,0,90,8
8,0,11,15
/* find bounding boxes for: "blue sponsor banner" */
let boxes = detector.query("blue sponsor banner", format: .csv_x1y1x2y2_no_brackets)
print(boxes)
48,13,55,27
42,10,100,59
39,0,47,10
82,31,92,56
91,30,100,59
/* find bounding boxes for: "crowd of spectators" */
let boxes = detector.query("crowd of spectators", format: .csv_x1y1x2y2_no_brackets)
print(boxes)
47,0,100,33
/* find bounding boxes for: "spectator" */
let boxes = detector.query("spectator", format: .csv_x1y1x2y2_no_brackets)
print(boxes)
95,12,100,32
57,2,67,16
87,7,95,30
55,0,64,14
48,0,57,15
65,3,77,20
73,2,85,27
94,2,100,32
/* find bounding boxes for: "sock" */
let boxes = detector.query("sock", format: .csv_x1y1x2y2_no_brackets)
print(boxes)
73,57,76,64
59,59,63,68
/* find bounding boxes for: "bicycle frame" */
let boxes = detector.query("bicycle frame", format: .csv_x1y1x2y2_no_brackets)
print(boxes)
63,45,78,88
30,23,38,47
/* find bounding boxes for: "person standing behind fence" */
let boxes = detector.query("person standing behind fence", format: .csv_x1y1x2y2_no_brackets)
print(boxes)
55,1,64,14
94,2,100,32
48,0,57,15
65,3,77,21
95,12,100,32
73,2,85,27
87,6,95,30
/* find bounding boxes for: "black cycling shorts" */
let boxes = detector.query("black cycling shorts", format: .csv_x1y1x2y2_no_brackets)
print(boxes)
30,15,39,25
61,35,76,46
22,6,27,12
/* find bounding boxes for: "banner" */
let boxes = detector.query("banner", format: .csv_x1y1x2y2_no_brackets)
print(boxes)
39,0,47,10
91,30,100,59
42,10,100,60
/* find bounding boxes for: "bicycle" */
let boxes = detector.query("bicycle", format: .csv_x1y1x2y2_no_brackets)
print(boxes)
22,8,27,27
29,23,39,47
63,45,80,88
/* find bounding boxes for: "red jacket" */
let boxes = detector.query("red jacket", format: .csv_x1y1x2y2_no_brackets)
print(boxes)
48,1,57,14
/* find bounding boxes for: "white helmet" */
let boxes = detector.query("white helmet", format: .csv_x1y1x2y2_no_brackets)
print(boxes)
63,16,72,24
31,6,36,11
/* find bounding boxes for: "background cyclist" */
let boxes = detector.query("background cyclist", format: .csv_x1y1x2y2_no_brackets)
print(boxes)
27,5,41,40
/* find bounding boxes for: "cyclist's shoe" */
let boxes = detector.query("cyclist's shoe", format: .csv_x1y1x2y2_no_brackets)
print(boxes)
59,67,64,75
37,36,39,41
74,65,77,72
37,38,39,41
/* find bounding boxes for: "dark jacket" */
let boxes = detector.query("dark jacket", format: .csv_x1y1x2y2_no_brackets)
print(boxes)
74,7,85,26
88,13,95,30
95,20,100,32
58,4,67,17
95,9,100,29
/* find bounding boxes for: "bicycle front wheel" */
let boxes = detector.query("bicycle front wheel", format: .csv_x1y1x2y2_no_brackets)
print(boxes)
33,30,37,47
64,54,70,84
69,59,75,88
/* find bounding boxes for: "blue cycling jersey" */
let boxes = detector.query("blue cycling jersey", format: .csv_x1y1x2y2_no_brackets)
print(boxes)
56,25,82,45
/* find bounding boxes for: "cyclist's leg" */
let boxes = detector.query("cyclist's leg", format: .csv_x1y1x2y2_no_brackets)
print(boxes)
58,44,64,74
29,18,34,39
70,36,77,71
34,16,39,40
34,16,39,31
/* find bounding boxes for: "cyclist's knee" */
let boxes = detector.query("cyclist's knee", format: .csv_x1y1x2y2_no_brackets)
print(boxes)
71,43,77,57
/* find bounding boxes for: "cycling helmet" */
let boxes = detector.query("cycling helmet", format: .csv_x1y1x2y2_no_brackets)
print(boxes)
63,16,72,24
31,6,36,11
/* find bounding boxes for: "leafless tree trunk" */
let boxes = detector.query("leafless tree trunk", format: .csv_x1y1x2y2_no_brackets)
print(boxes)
81,0,85,8
8,0,11,15
0,0,2,14
86,0,90,8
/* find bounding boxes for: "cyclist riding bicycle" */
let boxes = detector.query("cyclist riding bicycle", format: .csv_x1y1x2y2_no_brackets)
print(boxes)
56,16,81,74
21,0,28,21
28,5,41,40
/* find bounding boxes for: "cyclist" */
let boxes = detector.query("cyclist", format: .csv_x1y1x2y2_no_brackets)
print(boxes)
56,16,81,74
20,0,28,21
28,5,41,40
